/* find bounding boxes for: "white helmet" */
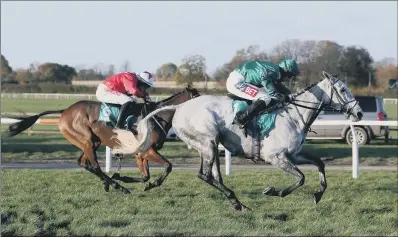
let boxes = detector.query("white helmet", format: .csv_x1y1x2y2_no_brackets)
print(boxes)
137,71,154,87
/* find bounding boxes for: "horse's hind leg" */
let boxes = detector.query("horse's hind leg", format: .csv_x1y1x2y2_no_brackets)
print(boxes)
197,140,249,211
296,151,327,203
263,152,305,198
78,142,101,175
80,137,131,194
61,129,110,190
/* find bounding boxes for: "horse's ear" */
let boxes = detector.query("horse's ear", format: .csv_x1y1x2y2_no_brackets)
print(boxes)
186,84,191,89
322,70,329,79
323,71,334,81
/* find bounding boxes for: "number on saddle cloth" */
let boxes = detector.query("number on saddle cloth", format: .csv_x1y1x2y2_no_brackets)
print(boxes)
98,103,121,127
231,99,278,137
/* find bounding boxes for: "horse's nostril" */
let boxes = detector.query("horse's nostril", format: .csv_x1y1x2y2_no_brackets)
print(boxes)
357,112,363,119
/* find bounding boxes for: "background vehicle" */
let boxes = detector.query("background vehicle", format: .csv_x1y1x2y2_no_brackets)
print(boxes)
309,96,389,145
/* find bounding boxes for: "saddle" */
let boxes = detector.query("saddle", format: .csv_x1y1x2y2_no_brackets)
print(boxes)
228,93,281,164
227,93,252,105
227,93,283,116
98,102,150,129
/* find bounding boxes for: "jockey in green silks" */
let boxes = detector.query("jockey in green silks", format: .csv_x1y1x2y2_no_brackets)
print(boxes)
226,59,300,128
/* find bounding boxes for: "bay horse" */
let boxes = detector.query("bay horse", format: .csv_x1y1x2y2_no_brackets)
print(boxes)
5,86,200,193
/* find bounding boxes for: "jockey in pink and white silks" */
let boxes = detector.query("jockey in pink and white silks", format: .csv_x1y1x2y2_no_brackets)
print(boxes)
226,59,300,128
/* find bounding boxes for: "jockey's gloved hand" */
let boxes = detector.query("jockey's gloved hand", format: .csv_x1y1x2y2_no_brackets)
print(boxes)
143,92,152,102
285,94,294,103
146,101,157,108
275,93,284,102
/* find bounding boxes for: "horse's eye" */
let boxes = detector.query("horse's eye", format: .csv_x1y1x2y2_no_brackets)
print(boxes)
340,88,346,93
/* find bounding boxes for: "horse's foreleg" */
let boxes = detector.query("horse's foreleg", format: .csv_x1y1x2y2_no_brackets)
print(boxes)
296,151,327,203
143,148,172,191
263,152,305,198
197,141,249,211
111,154,150,183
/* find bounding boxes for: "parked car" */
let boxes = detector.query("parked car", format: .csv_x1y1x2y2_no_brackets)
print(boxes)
309,96,389,145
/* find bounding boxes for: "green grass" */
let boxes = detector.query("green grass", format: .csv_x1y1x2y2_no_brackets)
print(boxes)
385,104,398,120
1,132,397,166
1,169,397,236
1,98,82,114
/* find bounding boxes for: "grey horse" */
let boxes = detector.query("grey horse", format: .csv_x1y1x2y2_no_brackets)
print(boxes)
112,71,363,211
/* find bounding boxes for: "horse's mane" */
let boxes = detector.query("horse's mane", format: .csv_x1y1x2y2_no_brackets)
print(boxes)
293,78,325,97
156,89,186,104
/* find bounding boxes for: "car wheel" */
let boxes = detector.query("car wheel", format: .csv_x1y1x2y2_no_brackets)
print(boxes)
345,127,368,146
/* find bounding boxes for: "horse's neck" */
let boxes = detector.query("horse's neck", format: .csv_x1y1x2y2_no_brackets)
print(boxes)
290,80,329,131
158,92,186,107
155,92,187,131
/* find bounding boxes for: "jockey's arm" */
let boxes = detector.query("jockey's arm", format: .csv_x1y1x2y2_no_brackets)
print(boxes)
122,73,145,98
274,81,292,95
260,74,278,97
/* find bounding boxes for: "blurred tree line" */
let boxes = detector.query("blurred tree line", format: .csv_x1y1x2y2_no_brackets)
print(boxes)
1,39,397,96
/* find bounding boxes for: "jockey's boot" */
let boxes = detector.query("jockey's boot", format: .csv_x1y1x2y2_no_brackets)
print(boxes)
116,101,137,134
233,99,267,129
126,114,139,136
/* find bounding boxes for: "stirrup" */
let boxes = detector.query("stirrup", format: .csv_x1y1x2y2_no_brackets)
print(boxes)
233,118,249,129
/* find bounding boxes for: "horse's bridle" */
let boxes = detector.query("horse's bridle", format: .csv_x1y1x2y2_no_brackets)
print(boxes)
285,75,358,134
327,77,358,118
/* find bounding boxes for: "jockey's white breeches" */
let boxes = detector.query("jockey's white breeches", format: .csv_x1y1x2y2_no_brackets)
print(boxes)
96,83,136,105
226,71,271,104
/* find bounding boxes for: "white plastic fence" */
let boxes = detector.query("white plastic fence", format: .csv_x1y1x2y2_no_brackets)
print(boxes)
383,98,398,105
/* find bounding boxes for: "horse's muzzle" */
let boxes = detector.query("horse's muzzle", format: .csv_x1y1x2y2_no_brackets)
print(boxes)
357,111,363,120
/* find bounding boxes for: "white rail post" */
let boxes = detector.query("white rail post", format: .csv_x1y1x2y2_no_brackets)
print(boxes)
350,125,359,179
225,150,231,176
105,146,112,173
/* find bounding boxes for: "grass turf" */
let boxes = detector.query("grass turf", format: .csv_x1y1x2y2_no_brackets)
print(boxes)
1,169,397,236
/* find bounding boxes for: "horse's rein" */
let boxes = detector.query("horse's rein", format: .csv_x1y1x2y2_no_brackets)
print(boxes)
143,89,200,137
282,78,354,134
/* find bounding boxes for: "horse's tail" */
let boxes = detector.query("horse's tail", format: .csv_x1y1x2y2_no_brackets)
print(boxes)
111,105,178,154
5,110,64,137
142,105,178,122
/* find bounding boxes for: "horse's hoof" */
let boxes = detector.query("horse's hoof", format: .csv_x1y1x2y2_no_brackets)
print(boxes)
123,188,132,194
111,173,120,180
232,204,252,212
263,187,276,196
144,184,153,192
241,205,252,212
112,183,119,189
232,204,241,211
103,183,110,192
312,192,323,204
